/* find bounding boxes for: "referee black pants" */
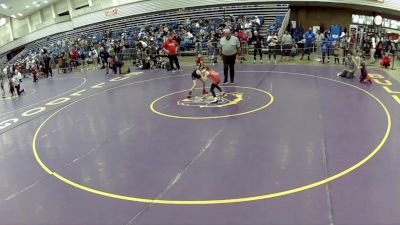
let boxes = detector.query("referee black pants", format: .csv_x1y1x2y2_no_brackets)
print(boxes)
222,54,236,83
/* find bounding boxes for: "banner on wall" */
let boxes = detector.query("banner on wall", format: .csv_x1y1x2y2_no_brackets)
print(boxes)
330,25,341,41
105,8,117,17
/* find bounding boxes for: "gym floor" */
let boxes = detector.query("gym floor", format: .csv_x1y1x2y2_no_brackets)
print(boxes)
0,63,400,225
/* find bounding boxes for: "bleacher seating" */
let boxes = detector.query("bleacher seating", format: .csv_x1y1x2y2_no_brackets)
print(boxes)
7,4,289,64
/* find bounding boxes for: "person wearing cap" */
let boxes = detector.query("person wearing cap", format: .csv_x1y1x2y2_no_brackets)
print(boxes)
220,29,240,84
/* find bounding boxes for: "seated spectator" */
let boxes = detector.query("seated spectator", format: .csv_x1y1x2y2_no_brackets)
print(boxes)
337,53,357,78
381,52,391,68
290,43,298,58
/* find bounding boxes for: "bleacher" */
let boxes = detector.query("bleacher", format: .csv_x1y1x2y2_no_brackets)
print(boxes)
19,4,288,58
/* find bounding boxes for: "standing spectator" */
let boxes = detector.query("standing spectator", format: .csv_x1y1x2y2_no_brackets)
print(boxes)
8,76,15,98
316,30,324,61
162,35,181,72
370,36,376,63
99,47,110,70
333,42,340,64
337,53,357,78
281,30,293,61
267,31,278,64
321,39,328,64
341,34,350,65
220,29,240,84
0,77,5,98
43,53,52,78
252,31,264,64
13,73,24,96
301,27,316,61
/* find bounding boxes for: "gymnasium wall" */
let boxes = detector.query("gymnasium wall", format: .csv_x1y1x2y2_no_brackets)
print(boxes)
291,6,400,32
1,0,400,55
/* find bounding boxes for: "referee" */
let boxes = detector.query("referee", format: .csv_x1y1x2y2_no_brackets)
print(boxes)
220,29,240,84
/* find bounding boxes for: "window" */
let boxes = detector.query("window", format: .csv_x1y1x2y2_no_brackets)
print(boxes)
0,18,6,26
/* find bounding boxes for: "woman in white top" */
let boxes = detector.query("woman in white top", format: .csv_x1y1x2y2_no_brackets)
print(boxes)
267,32,278,63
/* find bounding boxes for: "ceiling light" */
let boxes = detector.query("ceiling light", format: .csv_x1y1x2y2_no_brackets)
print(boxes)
35,4,40,7
11,15,16,18
1,4,7,9
17,13,23,17
26,5,30,8
44,0,48,3
32,1,37,4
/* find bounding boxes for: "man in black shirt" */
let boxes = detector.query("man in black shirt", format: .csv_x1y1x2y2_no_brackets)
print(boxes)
252,31,264,64
43,53,52,78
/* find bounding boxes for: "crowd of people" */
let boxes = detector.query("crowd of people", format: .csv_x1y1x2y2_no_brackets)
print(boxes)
1,13,399,99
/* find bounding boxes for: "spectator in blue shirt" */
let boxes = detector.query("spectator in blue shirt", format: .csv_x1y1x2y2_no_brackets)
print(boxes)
301,27,316,61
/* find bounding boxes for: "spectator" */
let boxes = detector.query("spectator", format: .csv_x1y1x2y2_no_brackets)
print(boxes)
301,27,316,61
370,36,376,63
13,72,25,96
162,35,181,72
281,30,293,61
381,52,391,68
290,43,297,58
99,47,110,70
0,77,4,98
267,31,278,64
220,29,240,84
43,53,52,78
337,53,357,78
252,31,264,64
341,34,350,65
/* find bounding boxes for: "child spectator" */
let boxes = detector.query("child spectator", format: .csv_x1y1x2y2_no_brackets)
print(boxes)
381,52,391,68
333,43,340,64
359,56,372,84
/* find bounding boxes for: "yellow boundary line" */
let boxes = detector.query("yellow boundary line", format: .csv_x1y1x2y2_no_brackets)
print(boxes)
32,71,391,205
150,86,274,119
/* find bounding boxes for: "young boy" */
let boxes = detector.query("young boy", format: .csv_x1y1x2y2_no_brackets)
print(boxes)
201,67,225,103
359,56,372,84
333,43,340,64
187,67,207,98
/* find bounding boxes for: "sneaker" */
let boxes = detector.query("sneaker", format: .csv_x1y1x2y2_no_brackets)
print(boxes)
222,81,228,85
179,69,183,72
229,82,235,85
211,97,218,103
172,70,176,73
253,60,256,64
260,60,263,64
337,73,342,77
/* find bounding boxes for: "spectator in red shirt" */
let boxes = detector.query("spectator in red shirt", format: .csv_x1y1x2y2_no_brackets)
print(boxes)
381,52,391,68
162,35,181,72
70,49,79,68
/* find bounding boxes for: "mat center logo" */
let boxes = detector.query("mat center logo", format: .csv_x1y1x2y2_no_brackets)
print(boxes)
177,92,243,108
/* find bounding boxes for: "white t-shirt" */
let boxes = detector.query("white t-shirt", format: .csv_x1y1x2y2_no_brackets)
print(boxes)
371,37,376,49
267,35,278,47
12,76,20,86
